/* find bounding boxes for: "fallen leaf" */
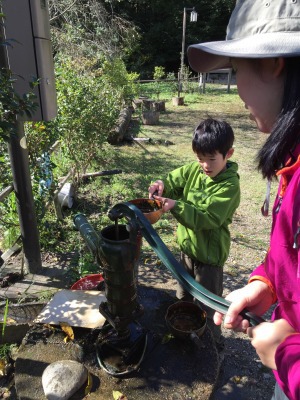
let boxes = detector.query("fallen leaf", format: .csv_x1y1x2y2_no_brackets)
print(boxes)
4,317,16,324
113,390,128,400
0,358,7,376
161,333,174,344
43,324,56,332
233,375,241,383
60,322,74,341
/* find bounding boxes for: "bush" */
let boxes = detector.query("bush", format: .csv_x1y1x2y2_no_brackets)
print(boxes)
48,56,137,176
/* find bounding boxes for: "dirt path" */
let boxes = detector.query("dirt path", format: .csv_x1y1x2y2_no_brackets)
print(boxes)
135,97,277,399
139,258,275,400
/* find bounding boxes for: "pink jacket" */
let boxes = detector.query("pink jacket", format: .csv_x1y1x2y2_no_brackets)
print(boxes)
250,146,300,400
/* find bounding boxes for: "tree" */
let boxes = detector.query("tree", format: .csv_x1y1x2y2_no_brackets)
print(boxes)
47,0,235,77
108,0,236,77
48,0,140,60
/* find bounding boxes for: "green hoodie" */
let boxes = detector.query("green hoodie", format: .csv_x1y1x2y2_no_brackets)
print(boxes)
163,160,240,267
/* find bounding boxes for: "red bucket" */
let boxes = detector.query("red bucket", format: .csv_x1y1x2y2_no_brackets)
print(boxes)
71,273,104,290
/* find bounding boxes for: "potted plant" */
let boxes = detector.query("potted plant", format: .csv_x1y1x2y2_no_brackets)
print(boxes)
152,66,166,112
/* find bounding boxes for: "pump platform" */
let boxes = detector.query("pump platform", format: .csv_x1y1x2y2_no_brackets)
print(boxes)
14,285,219,400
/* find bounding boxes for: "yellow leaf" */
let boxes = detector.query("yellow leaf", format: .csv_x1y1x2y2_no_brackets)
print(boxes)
84,371,93,396
161,333,174,344
233,375,241,383
43,324,56,332
0,358,6,376
113,390,128,400
60,322,74,341
5,317,16,324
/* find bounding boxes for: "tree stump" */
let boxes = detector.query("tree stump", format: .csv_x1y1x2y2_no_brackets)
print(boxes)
142,111,160,125
172,96,184,106
142,99,155,110
133,99,143,109
154,101,166,112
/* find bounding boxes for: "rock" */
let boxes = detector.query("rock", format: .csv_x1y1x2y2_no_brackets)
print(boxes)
42,360,88,400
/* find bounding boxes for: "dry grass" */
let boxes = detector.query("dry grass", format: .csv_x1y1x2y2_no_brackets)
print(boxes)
123,88,277,398
71,86,276,296
113,89,276,291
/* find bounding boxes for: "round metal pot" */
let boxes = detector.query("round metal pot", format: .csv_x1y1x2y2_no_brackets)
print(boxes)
165,301,207,350
129,198,163,224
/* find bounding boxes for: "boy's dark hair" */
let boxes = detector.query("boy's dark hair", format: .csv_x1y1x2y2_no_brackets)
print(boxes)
192,118,234,158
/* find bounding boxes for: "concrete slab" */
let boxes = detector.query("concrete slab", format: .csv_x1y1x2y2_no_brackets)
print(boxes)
0,262,70,300
14,286,220,400
15,340,85,400
0,302,46,344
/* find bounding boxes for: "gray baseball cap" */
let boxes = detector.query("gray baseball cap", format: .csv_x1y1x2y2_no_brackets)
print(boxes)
188,0,300,73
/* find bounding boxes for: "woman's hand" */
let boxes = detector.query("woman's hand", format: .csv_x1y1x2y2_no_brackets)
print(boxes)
247,319,296,370
148,180,164,198
213,280,274,331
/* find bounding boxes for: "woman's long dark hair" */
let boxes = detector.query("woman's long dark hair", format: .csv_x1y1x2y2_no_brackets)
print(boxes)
257,57,300,179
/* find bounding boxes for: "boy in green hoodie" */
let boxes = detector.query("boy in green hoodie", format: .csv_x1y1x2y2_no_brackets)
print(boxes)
148,118,240,347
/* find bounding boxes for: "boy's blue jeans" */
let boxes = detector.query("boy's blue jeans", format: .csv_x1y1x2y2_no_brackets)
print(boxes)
176,252,224,345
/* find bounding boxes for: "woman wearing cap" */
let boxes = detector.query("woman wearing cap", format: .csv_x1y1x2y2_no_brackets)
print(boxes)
188,1,300,400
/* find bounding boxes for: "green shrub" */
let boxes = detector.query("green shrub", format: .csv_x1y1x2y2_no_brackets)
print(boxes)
48,56,138,176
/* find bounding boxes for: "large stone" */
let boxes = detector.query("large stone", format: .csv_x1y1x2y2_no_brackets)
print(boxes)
15,338,85,400
42,360,87,400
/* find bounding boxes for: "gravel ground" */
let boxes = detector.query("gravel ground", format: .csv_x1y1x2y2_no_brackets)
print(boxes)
0,248,276,400
213,273,275,400
138,256,276,400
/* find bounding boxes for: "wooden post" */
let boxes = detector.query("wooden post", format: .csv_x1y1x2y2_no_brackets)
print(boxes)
203,73,207,94
227,69,232,93
8,121,42,273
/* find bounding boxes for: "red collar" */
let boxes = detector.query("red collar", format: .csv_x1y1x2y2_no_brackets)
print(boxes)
276,153,300,197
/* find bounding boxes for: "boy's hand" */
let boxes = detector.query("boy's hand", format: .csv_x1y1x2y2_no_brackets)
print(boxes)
148,180,164,198
154,196,175,212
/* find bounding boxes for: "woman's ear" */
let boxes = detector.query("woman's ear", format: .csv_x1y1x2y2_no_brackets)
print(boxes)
273,57,285,78
226,148,234,159
261,57,285,79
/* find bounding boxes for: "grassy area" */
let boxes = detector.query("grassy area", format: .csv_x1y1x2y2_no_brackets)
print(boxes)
47,85,274,281
0,84,275,283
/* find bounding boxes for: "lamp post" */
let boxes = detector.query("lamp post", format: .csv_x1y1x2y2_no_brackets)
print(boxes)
179,7,197,97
